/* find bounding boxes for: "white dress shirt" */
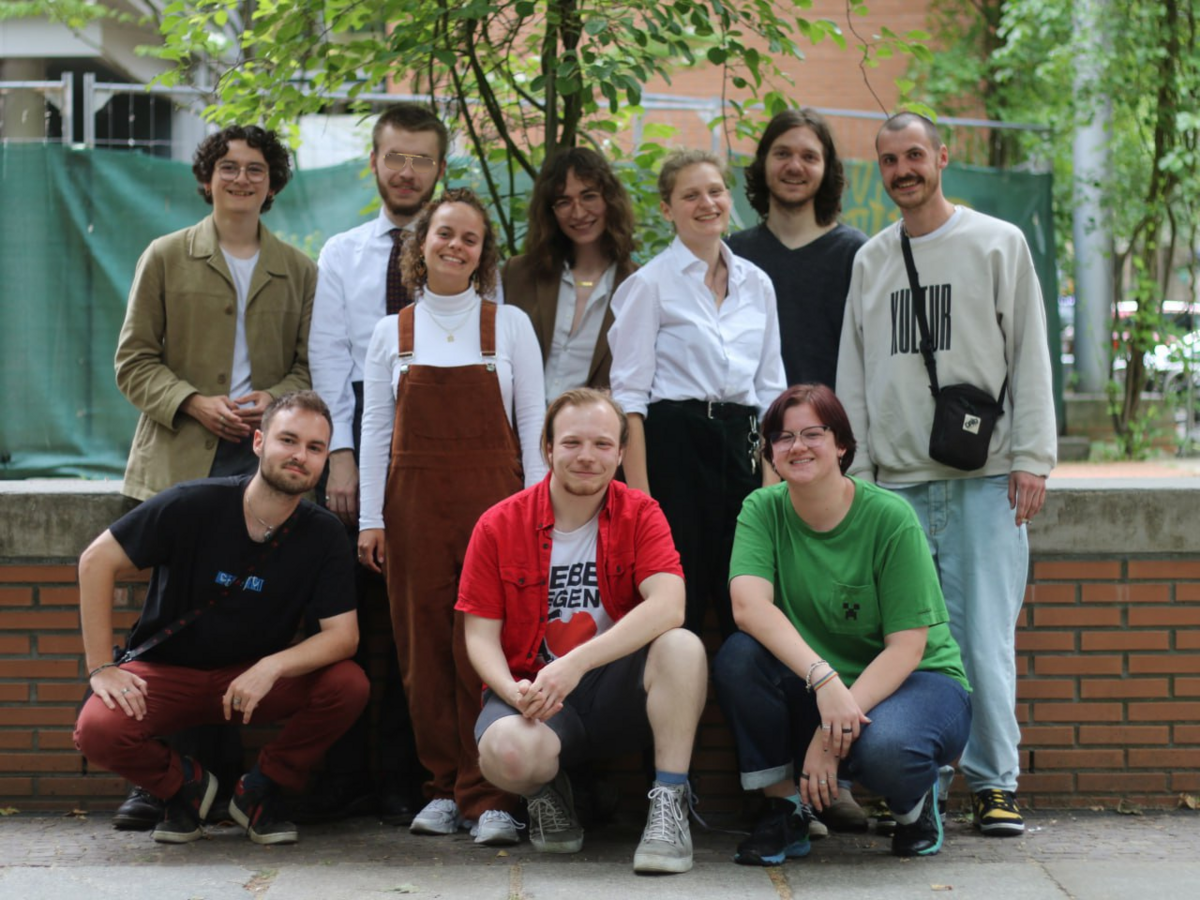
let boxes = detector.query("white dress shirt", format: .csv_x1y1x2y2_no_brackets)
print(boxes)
358,286,548,531
608,236,786,418
543,263,615,403
310,209,506,453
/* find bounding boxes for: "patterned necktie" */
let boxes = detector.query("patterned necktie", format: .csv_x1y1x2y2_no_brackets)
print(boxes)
386,228,412,315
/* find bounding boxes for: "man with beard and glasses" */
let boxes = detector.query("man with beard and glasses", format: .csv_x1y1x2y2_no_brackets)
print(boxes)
728,109,866,391
74,392,368,846
306,103,450,824
837,112,1056,838
457,389,707,874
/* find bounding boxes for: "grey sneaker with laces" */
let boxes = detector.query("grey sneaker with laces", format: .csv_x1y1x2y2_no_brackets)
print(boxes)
525,770,583,853
633,781,693,874
472,809,523,845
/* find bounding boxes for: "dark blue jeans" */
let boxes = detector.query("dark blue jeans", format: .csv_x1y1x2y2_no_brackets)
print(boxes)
714,632,972,815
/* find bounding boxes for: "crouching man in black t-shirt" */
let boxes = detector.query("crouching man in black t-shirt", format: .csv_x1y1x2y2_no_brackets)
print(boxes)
74,391,368,845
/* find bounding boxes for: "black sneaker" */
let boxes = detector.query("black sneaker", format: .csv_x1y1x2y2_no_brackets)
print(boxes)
892,784,942,857
229,775,299,845
973,788,1025,836
113,785,163,831
151,759,218,844
734,797,811,866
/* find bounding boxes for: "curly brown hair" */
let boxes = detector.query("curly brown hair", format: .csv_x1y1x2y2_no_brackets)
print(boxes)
192,125,291,213
400,188,499,299
524,147,636,273
744,109,845,227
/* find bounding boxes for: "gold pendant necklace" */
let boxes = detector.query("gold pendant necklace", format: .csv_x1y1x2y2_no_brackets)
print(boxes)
425,305,474,342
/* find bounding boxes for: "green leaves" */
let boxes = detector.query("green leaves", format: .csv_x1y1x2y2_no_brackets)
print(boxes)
139,0,929,256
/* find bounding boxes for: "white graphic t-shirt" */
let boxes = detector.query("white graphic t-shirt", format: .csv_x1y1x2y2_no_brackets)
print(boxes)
540,512,613,662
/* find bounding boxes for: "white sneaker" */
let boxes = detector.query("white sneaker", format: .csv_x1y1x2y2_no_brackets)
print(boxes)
472,809,523,845
410,798,460,835
633,782,693,874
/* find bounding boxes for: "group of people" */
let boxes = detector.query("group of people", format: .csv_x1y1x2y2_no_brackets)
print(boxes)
71,100,1056,876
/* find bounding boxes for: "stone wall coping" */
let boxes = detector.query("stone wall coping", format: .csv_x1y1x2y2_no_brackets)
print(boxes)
1,477,1197,559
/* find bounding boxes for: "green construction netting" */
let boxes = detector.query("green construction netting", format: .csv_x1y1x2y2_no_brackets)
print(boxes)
0,144,1058,481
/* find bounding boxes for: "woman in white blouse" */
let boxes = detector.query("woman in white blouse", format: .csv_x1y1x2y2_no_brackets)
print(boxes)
357,188,547,843
608,149,786,638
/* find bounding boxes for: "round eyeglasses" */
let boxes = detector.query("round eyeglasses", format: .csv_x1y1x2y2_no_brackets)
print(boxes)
216,161,269,183
552,190,605,215
767,425,832,450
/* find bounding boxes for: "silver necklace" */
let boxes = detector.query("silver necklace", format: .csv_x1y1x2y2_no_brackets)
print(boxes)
245,492,277,542
425,305,474,342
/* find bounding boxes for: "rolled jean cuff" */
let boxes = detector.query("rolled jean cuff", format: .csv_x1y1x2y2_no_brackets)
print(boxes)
741,763,794,792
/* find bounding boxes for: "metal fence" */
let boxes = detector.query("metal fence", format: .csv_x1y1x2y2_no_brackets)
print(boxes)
1,73,1049,167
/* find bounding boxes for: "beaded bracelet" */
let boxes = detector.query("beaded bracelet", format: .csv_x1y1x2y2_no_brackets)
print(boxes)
812,669,840,693
87,662,118,680
804,659,830,692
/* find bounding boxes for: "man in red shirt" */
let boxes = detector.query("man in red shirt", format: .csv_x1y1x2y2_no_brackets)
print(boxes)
457,388,706,874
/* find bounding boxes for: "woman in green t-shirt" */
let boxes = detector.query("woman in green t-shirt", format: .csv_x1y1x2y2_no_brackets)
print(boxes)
714,383,971,865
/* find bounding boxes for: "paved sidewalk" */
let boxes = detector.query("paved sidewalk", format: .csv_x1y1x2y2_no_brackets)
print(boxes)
2,809,1197,899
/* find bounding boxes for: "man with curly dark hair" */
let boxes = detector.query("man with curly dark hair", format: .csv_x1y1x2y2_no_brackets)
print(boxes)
502,147,638,401
116,124,314,500
728,109,866,391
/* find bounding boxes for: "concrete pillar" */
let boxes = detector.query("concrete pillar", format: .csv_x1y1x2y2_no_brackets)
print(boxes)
1071,0,1115,394
0,59,49,141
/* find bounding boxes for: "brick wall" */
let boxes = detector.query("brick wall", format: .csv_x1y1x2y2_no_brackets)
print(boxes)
2,486,1198,814
1016,559,1200,809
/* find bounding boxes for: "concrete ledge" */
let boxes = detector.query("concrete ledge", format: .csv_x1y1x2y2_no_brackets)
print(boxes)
3,476,1197,560
1034,479,1200,554
0,480,132,559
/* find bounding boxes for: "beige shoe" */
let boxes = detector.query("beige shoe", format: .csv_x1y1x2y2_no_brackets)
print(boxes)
821,790,869,833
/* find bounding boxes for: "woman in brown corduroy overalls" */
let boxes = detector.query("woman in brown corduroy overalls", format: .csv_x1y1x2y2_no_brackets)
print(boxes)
357,190,548,843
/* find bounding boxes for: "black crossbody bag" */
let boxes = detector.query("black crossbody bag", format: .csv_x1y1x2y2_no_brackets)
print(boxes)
900,227,1007,471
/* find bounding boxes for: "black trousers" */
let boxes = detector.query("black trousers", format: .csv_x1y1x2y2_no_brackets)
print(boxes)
315,381,422,794
644,399,759,638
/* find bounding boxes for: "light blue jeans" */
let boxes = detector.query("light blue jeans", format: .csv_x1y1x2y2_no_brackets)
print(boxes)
885,475,1027,793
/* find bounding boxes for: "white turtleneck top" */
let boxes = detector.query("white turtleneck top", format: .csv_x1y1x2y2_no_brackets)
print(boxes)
359,286,548,531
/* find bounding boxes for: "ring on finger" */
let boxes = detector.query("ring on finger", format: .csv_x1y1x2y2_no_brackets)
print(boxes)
120,688,131,695
818,779,828,785
842,727,853,734
821,723,832,731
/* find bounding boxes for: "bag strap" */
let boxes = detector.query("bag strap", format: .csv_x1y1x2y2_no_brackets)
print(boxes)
900,226,1010,407
900,226,941,399
117,503,299,664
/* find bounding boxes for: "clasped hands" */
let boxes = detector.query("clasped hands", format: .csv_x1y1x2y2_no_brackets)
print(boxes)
505,655,584,723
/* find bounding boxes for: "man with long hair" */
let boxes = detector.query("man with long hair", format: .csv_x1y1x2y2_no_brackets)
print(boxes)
729,108,867,391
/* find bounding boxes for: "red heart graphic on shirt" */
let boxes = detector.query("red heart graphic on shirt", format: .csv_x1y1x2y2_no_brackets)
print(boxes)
545,614,597,659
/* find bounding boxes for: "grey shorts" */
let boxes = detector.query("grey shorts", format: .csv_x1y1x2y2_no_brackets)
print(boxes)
474,646,651,768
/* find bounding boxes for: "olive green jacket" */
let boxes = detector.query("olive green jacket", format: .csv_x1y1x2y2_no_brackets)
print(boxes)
115,215,316,501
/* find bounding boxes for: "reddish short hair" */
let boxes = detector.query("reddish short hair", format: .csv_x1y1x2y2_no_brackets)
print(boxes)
760,383,857,475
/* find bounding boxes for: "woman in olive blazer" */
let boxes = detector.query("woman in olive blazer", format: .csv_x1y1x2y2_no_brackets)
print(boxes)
501,147,637,400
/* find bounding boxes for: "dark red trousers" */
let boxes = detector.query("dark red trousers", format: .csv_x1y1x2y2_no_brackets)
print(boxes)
74,659,369,799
